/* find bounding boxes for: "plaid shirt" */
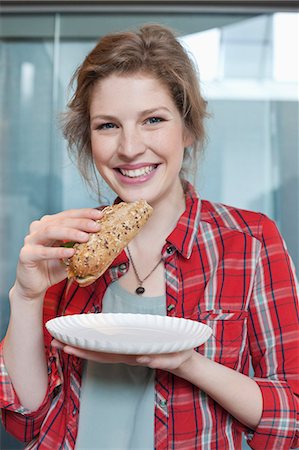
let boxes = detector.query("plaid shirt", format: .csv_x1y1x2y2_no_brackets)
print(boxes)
1,183,298,450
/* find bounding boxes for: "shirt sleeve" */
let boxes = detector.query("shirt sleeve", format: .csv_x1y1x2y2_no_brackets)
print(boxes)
0,278,67,443
246,215,299,449
0,338,63,443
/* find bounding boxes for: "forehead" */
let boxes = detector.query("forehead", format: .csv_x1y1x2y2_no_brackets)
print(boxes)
89,73,177,113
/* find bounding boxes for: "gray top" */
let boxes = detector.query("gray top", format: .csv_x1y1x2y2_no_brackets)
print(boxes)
75,281,166,450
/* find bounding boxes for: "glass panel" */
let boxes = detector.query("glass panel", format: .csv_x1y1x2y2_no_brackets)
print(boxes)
0,11,298,450
1,38,58,330
221,14,273,79
0,19,56,450
180,13,299,269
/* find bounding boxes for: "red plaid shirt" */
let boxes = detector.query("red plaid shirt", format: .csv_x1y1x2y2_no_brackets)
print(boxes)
1,183,298,449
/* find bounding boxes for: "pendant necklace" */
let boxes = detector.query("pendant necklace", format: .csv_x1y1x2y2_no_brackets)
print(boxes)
126,246,162,295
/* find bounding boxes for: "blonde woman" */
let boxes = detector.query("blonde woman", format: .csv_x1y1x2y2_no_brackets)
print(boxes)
1,25,298,449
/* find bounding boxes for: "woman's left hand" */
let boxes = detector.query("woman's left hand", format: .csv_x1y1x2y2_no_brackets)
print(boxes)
51,339,194,372
51,339,263,430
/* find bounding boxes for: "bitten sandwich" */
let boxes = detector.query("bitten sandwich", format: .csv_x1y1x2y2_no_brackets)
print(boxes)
65,200,153,287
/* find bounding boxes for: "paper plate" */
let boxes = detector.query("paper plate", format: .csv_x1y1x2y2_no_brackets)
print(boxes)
46,313,212,355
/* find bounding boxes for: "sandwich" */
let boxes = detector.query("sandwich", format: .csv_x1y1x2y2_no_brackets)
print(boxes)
65,200,153,287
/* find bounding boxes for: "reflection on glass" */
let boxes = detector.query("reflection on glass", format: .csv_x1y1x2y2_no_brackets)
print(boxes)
0,12,298,450
179,14,298,272
179,28,221,81
273,13,299,82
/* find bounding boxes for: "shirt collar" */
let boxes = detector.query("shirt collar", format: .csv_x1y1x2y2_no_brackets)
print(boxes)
166,181,201,259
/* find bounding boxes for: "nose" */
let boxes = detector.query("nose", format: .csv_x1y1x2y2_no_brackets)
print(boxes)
117,125,145,159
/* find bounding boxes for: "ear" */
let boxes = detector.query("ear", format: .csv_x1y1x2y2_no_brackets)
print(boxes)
183,128,195,148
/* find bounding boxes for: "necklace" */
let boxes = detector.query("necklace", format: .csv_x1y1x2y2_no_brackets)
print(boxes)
127,246,162,295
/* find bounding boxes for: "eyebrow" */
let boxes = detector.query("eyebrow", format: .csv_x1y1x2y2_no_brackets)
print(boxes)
90,106,172,122
140,107,172,116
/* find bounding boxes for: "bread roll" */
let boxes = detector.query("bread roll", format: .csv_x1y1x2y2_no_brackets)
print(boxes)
66,200,153,287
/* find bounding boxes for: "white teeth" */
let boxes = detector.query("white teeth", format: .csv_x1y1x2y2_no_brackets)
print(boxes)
119,165,156,178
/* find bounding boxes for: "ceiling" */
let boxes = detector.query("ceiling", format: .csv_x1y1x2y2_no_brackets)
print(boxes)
1,0,298,13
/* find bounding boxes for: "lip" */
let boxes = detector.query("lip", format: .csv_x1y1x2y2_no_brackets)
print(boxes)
115,163,158,170
114,164,159,185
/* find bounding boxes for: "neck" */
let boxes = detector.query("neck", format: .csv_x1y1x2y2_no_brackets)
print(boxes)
131,182,186,250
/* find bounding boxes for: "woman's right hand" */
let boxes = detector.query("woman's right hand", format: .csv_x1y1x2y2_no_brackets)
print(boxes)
12,208,103,302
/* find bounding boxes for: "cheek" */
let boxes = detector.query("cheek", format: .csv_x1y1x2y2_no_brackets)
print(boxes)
91,137,112,164
170,134,186,160
153,130,182,153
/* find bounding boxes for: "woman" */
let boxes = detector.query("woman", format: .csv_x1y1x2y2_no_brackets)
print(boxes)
0,24,298,450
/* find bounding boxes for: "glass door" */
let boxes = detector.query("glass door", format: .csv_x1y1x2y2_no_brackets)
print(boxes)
0,9,298,449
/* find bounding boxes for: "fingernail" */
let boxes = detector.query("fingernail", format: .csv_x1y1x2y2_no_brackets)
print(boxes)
90,221,101,230
51,340,64,349
64,248,75,257
137,356,151,364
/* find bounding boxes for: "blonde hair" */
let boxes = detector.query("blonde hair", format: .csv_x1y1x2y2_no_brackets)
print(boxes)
63,24,209,191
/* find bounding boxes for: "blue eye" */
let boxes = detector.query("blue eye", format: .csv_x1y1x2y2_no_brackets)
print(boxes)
98,123,116,130
146,117,163,125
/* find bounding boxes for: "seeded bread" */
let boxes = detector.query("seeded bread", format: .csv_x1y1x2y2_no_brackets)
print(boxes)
66,200,153,287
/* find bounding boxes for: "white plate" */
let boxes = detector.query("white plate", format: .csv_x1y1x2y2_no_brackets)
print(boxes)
46,313,212,354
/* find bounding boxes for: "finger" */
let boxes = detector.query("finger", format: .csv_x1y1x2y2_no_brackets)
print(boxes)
62,346,106,360
25,225,92,247
136,355,161,369
30,216,102,234
51,339,66,350
61,346,138,365
135,352,182,369
29,220,42,233
136,356,152,364
29,209,103,234
40,208,103,223
19,244,75,264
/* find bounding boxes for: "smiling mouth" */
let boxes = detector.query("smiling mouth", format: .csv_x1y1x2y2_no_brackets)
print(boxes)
117,165,158,178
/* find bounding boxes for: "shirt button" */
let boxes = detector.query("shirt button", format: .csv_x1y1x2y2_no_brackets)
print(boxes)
119,263,127,272
159,399,167,408
166,246,175,255
167,304,175,312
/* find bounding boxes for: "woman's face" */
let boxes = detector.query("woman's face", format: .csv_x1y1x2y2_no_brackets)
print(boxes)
89,73,192,206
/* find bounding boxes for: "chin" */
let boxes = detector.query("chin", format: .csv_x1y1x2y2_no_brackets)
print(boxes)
111,185,153,204
120,193,154,205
